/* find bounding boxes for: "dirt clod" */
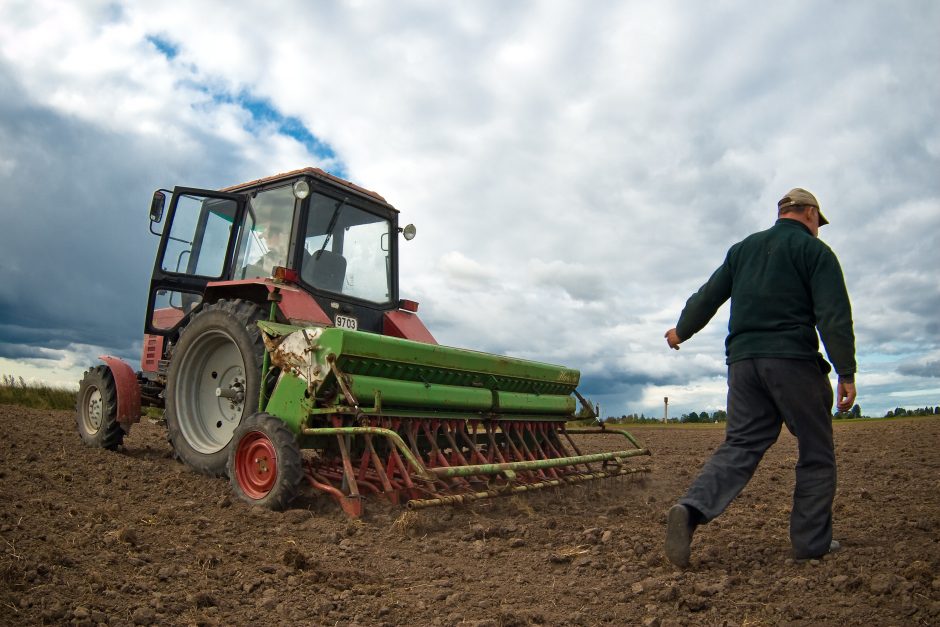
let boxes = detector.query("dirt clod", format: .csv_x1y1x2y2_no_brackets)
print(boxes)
281,547,309,570
132,605,155,625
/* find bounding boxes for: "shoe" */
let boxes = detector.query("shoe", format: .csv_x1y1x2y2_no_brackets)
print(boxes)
795,539,841,562
665,504,695,567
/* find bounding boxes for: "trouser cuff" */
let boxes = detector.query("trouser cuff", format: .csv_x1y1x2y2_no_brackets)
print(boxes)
677,500,708,525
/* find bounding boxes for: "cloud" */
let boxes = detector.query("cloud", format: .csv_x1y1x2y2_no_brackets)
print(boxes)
438,251,499,289
528,259,607,302
898,360,940,379
0,1,938,418
0,343,60,362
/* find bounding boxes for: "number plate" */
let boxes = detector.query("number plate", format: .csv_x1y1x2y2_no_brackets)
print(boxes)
334,314,358,331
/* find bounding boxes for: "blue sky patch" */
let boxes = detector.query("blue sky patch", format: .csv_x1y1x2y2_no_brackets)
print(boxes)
147,34,344,176
225,93,346,176
147,35,179,60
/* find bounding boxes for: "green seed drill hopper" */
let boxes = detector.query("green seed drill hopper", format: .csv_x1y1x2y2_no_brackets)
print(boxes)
228,321,650,516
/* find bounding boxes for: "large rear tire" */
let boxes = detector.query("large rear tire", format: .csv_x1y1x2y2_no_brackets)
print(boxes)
76,365,125,450
166,299,266,476
228,413,303,510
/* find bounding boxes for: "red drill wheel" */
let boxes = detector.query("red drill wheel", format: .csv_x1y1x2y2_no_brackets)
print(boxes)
234,430,278,499
227,413,302,510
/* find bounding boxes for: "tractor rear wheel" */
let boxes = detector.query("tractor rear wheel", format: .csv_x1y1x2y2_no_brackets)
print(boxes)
227,413,303,510
76,365,125,450
166,299,266,476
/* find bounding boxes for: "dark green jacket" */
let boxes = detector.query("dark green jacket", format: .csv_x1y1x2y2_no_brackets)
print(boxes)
676,219,856,376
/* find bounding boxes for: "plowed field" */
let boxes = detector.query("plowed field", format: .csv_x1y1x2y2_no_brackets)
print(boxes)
1,405,937,626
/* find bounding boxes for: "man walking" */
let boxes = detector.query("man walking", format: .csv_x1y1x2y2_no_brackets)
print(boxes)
663,188,856,567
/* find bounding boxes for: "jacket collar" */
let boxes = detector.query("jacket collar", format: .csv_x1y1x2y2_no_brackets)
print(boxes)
775,217,812,235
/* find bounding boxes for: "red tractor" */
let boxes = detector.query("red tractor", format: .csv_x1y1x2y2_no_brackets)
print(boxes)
76,167,648,515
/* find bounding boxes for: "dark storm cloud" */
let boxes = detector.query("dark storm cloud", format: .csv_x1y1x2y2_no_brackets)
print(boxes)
577,378,652,417
577,365,724,417
577,364,702,401
0,342,58,361
0,66,152,357
898,360,940,379
0,322,82,351
0,61,261,361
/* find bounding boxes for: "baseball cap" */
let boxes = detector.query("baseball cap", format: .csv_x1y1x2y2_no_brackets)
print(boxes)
778,188,828,225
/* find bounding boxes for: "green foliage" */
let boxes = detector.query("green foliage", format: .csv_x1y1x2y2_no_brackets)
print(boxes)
605,409,728,424
679,410,727,423
609,404,939,423
585,399,940,424
0,374,75,411
605,412,661,425
834,404,864,420
882,406,937,419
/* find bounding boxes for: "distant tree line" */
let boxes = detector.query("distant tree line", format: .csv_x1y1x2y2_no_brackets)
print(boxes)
606,410,728,424
605,413,661,424
833,405,940,419
833,403,863,419
577,396,939,425
881,406,939,418
604,404,939,423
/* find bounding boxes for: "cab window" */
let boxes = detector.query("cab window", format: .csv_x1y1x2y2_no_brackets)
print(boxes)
234,185,297,280
301,193,391,303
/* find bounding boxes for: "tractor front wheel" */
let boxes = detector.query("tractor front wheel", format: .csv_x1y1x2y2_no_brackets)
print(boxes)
76,365,125,450
227,413,303,510
166,299,265,476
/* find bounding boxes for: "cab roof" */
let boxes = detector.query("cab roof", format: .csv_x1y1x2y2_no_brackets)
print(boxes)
221,167,396,212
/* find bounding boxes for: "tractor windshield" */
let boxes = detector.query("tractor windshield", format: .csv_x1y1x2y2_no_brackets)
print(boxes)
301,192,391,304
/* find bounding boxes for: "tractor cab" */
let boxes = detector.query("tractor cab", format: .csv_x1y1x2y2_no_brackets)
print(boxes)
145,168,415,340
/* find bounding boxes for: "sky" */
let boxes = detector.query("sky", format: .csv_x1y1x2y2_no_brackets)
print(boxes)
0,0,937,419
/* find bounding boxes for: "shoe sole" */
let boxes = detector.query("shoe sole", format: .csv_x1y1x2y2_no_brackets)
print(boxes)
665,504,692,567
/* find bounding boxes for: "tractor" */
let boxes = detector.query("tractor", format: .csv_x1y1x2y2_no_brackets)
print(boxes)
76,167,649,516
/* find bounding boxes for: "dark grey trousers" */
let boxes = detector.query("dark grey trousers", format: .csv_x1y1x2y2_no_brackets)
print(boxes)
679,357,836,558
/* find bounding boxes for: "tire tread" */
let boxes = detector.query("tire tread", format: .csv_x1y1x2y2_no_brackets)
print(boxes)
165,298,266,477
75,365,125,450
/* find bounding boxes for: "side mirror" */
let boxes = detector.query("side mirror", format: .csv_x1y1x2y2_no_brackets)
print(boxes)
150,191,166,223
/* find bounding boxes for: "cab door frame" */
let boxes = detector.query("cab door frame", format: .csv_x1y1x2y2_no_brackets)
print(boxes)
144,187,248,337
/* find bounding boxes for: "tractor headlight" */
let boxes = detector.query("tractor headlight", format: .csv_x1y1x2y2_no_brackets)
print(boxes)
292,180,310,200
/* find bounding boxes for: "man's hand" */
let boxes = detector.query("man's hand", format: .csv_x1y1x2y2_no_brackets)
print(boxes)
665,328,682,350
836,380,857,413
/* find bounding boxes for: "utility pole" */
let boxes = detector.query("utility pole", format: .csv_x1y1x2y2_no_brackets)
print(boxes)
664,397,669,423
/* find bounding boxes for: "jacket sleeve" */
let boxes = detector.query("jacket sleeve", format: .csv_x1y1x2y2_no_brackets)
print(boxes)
809,245,856,376
675,253,733,342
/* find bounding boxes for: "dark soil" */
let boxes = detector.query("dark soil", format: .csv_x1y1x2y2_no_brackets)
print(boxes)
1,406,937,626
